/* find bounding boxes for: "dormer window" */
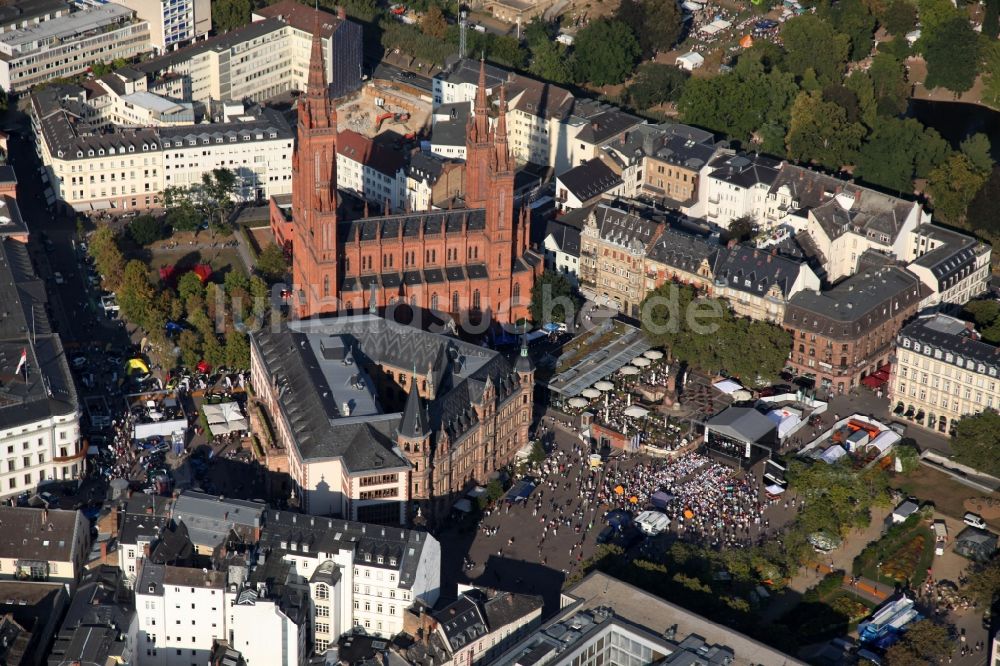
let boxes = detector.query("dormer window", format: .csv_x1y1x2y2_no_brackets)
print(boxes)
163,141,170,148
377,556,383,564
269,132,277,138
142,144,148,151
148,584,155,593
150,143,156,149
389,557,396,566
230,136,237,143
364,553,371,562
77,151,83,157
98,149,104,156
216,137,223,144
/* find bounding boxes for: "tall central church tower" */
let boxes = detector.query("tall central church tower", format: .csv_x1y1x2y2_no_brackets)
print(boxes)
292,25,340,317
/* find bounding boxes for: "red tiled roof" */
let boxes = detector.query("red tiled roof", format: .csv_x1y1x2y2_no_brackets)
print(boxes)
337,130,406,177
255,0,344,38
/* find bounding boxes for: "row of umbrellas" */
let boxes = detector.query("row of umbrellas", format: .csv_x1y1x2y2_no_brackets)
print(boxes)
566,350,665,413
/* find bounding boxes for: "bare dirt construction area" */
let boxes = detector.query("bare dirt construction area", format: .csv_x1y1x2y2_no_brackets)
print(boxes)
890,463,1000,529
559,0,621,26
907,55,988,106
247,227,276,256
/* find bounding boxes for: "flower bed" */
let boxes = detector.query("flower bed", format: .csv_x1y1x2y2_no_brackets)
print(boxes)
853,515,935,587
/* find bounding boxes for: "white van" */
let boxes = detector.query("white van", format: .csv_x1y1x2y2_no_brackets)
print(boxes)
964,512,987,530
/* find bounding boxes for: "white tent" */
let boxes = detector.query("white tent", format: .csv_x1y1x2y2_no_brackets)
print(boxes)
643,350,664,360
713,379,743,394
867,430,901,455
767,408,802,439
581,388,601,398
202,402,248,435
594,381,614,391
676,51,705,70
819,445,848,464
710,18,732,30
568,397,589,408
620,366,640,375
624,406,649,418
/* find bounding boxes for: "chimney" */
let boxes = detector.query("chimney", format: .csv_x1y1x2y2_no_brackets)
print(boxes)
143,542,151,557
337,6,346,20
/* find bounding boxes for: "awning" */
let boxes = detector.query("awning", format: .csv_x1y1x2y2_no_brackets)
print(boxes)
72,202,93,213
713,379,743,394
202,402,248,435
765,484,786,495
91,200,113,211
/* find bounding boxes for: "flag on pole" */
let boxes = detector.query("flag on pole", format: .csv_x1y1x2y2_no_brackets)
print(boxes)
14,348,26,378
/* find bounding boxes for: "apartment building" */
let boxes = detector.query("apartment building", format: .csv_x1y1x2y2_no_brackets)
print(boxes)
0,228,83,496
783,266,927,394
136,563,227,666
226,571,309,666
543,219,582,285
694,152,781,226
405,151,464,212
890,314,1000,436
0,507,89,587
114,0,210,53
555,158,623,213
160,108,293,202
426,588,544,666
86,68,195,128
32,84,292,211
579,202,664,316
138,0,361,104
48,566,138,666
904,224,991,311
336,129,408,213
643,226,717,295
0,0,69,35
712,245,820,324
0,3,151,92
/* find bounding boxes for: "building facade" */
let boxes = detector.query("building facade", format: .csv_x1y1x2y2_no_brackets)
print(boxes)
890,314,1000,436
31,84,292,212
579,202,663,316
114,0,210,53
783,267,926,394
250,314,534,524
138,1,362,105
0,3,150,92
283,45,540,322
0,507,89,587
336,129,408,213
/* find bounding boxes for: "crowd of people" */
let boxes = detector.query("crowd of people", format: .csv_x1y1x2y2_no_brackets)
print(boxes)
93,411,139,483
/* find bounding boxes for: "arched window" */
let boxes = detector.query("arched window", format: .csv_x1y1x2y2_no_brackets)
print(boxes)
323,276,330,297
404,443,410,452
316,584,329,600
472,290,481,311
452,291,459,312
430,293,439,310
513,282,520,304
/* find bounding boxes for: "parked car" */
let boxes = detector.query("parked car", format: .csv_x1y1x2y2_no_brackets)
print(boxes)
964,512,987,530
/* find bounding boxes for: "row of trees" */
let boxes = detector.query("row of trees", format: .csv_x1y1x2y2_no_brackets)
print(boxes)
639,283,792,384
676,4,995,224
88,226,269,372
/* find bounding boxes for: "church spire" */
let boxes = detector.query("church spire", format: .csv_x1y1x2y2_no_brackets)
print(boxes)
300,13,335,130
471,58,490,143
307,25,327,97
400,369,429,438
493,84,511,173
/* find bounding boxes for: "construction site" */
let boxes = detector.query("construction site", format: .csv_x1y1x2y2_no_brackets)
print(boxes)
336,78,431,140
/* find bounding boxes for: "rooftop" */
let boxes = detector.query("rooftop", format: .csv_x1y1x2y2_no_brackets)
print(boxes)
705,406,776,444
0,3,134,55
338,129,407,177
0,0,68,27
557,158,622,203
170,492,264,550
785,267,926,335
897,313,1000,374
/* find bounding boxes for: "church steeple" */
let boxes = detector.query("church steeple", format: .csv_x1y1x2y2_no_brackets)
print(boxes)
493,84,511,173
400,377,429,439
300,19,335,131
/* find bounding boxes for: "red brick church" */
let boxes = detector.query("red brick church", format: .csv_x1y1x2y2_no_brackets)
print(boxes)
272,29,542,322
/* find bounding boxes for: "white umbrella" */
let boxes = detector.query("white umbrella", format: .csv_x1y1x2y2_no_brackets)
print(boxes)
624,406,649,418
594,381,614,391
643,350,664,360
568,397,588,408
581,388,601,399
619,365,640,375
632,357,652,367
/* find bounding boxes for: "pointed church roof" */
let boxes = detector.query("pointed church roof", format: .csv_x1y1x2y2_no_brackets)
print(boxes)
307,19,327,97
400,380,429,439
515,337,534,374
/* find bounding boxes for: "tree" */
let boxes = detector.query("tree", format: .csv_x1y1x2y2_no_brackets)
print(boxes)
127,214,163,246
982,43,1000,108
822,0,876,61
961,133,994,174
967,166,1000,234
916,0,961,33
963,299,1000,329
572,20,640,87
986,0,1000,39
178,330,202,370
881,0,917,35
162,187,202,232
856,117,944,192
927,152,988,223
488,36,528,70
88,227,126,292
677,59,798,145
224,330,251,369
639,283,791,382
90,58,126,77
624,63,688,110
781,14,851,83
421,4,447,39
786,90,866,171
528,40,573,85
965,555,1000,607
256,242,288,283
725,216,756,244
868,52,909,116
166,169,239,233
211,0,252,33
529,271,581,324
923,17,981,94
951,410,1000,476
615,0,684,57
118,260,156,330
178,271,205,308
884,620,953,666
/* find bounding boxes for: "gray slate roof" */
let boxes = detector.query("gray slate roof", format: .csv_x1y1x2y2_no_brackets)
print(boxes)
558,158,621,203
170,492,264,550
713,245,806,299
705,407,776,443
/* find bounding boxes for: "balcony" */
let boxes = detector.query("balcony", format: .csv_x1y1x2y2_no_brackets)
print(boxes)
708,194,720,204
